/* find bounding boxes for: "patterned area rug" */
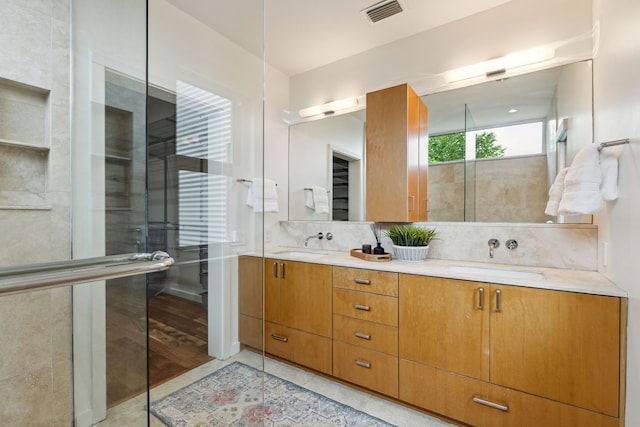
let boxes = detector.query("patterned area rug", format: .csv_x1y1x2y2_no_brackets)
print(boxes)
150,361,396,426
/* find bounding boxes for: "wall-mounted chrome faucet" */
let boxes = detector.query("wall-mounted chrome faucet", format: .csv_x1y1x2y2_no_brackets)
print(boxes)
304,232,323,246
304,232,333,246
488,238,500,258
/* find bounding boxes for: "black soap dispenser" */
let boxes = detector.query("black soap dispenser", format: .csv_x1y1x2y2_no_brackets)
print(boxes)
370,223,385,254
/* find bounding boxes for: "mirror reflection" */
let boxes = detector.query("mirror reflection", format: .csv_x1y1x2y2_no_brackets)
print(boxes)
288,60,593,223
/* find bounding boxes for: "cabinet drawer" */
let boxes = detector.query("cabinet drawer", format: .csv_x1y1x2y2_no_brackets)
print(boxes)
333,315,397,356
333,288,398,326
265,322,332,375
333,267,398,296
239,314,263,350
333,341,398,398
399,359,619,427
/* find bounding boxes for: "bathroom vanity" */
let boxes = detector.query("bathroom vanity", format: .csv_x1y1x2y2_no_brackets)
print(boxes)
238,251,626,427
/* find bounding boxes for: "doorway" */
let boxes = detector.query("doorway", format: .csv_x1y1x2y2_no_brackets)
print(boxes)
146,87,213,387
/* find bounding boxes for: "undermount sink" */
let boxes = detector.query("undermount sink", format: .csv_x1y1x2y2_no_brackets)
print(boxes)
446,265,545,281
274,250,328,259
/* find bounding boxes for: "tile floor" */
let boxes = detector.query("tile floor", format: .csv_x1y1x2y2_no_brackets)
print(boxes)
96,350,455,426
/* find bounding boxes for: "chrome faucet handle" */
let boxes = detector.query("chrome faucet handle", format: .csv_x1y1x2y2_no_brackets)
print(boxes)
326,232,333,240
488,239,500,258
506,239,518,250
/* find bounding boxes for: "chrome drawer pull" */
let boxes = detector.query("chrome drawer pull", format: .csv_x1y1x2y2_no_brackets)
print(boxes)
272,262,278,278
354,360,371,369
354,304,371,311
354,332,371,340
354,278,371,285
472,396,509,412
478,287,484,310
271,334,288,342
495,289,502,312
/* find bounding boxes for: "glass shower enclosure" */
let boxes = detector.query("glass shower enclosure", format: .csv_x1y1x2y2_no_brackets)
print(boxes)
0,1,265,425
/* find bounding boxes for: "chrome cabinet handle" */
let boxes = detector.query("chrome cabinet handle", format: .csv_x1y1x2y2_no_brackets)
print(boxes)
280,263,285,279
354,360,371,369
354,304,371,311
472,396,509,412
272,262,278,278
478,287,484,310
354,332,371,340
354,278,371,285
271,334,288,342
495,289,502,312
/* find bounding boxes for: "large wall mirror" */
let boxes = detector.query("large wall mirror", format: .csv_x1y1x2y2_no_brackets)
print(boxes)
288,60,593,223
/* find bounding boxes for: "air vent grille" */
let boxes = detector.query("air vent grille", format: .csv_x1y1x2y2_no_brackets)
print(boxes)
362,0,404,23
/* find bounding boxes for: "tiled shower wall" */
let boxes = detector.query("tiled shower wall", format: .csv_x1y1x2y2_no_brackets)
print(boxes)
0,0,72,425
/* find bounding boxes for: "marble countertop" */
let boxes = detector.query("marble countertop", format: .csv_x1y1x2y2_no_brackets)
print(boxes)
249,247,626,298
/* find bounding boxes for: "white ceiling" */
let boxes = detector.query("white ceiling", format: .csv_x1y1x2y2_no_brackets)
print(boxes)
165,0,512,76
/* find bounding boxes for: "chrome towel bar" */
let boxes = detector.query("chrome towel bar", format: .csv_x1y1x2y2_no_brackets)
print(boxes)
598,138,629,152
0,251,175,296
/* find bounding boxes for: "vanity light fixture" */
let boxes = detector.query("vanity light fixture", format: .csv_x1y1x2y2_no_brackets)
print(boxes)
298,97,359,118
445,45,556,83
508,108,518,113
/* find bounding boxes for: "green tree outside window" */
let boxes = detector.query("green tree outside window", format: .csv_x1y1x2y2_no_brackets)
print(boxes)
428,131,505,163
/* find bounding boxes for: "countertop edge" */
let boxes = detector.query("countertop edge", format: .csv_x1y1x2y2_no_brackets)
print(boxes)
240,248,627,298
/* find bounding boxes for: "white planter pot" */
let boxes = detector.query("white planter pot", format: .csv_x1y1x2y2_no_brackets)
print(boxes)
392,245,430,262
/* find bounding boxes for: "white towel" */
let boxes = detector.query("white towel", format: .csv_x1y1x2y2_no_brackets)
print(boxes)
246,178,279,212
558,144,604,216
304,186,330,214
545,167,570,216
304,189,315,209
599,149,619,201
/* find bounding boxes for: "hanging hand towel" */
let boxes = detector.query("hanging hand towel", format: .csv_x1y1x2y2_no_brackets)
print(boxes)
600,149,619,201
558,144,604,216
545,167,570,216
246,178,279,213
305,186,330,214
304,189,315,209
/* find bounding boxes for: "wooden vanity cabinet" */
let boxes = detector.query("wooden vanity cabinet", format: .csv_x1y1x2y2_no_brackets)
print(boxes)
366,83,429,222
264,258,332,374
399,274,624,426
332,267,400,397
399,275,489,381
238,256,263,350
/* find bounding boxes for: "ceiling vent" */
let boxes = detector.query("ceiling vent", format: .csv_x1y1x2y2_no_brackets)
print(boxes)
361,0,405,24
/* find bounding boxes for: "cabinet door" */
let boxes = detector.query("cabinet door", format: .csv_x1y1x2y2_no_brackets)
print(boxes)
264,258,281,324
418,100,429,221
239,256,262,318
490,285,620,417
239,256,263,349
399,274,490,381
279,261,332,338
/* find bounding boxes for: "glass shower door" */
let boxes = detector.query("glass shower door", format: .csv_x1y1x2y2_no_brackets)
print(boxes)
73,1,149,425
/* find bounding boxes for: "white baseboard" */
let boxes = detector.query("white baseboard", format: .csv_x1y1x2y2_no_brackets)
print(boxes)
161,287,202,303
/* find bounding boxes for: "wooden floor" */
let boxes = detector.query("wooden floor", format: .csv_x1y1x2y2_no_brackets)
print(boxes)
148,293,213,387
106,287,212,408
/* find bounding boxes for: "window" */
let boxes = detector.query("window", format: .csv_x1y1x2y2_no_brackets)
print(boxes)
429,121,543,163
176,81,232,247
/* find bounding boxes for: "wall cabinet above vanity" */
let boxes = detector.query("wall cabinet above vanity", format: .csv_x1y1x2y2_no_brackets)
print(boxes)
366,83,429,222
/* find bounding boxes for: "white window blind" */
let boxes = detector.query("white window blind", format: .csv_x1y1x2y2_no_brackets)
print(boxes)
176,81,232,247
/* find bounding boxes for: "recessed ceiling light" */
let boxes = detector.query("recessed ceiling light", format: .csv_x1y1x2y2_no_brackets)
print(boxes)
508,109,518,113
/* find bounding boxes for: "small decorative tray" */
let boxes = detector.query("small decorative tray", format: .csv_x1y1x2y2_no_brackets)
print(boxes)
350,248,392,262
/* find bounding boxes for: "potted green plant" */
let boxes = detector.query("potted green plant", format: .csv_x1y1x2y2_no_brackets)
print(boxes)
385,224,438,262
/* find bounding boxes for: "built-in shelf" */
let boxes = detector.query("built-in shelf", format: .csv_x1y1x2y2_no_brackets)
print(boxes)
0,138,50,152
332,156,349,221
